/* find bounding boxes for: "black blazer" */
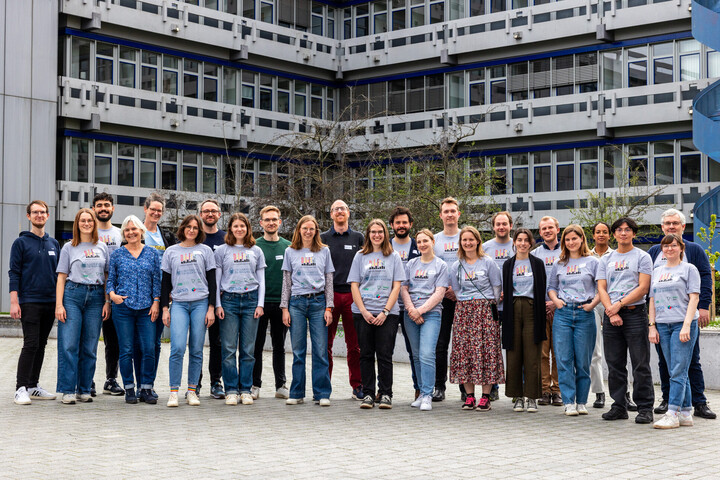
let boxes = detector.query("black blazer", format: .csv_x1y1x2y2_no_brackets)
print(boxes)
501,254,547,350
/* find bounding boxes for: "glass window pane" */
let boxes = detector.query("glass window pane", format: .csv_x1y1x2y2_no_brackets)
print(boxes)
71,38,91,80
141,66,157,91
411,5,424,26
183,165,197,191
224,68,237,104
95,156,111,184
709,159,720,182
392,8,405,30
260,88,272,110
602,51,622,90
242,85,255,108
163,71,178,94
628,61,647,87
295,94,307,115
184,74,198,98
162,163,177,190
97,42,114,57
709,51,720,78
140,161,156,188
118,159,134,186
653,57,673,84
512,167,528,193
604,146,622,188
629,158,648,186
430,2,443,22
490,80,506,104
470,82,485,106
678,39,700,53
534,166,551,192
278,91,290,113
654,156,673,184
448,73,465,108
654,141,674,154
681,155,701,183
204,77,217,101
96,58,113,84
71,139,89,182
374,12,387,33
557,164,574,191
203,168,217,193
680,54,700,81
580,162,598,189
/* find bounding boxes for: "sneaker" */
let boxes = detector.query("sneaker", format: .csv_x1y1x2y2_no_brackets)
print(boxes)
577,403,589,415
679,411,694,426
360,395,375,409
28,385,56,400
150,389,159,399
551,393,563,406
139,389,157,405
167,392,179,407
186,391,200,406
526,398,538,413
513,398,525,412
103,378,125,396
694,403,717,419
602,406,629,420
76,393,93,403
420,395,433,411
14,387,31,405
125,388,138,404
653,412,680,429
476,395,491,411
538,392,551,406
90,382,97,397
565,404,579,416
211,382,225,399
593,392,605,409
635,409,654,424
378,395,392,409
319,398,331,407
654,399,668,414
411,396,423,408
462,394,477,410
225,393,239,405
352,386,364,401
251,386,261,400
432,388,445,402
626,392,638,411
62,393,77,404
275,385,290,399
286,398,304,405
489,385,500,402
240,393,254,405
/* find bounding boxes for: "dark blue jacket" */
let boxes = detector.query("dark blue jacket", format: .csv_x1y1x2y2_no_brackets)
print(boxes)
648,240,712,311
8,231,60,304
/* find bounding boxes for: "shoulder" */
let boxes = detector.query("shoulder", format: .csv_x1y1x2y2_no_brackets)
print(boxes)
635,248,651,259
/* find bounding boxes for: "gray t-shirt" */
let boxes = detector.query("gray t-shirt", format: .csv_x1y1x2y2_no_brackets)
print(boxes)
650,263,701,324
98,226,122,254
434,231,460,265
281,247,335,296
392,238,416,264
512,258,534,299
161,243,216,302
215,244,266,295
548,256,599,303
531,243,561,301
348,250,406,315
403,256,449,314
653,252,688,269
448,256,501,302
597,247,653,305
482,238,514,309
57,242,109,285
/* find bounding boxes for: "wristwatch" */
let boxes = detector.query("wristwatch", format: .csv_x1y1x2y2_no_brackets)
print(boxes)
382,308,390,316
649,321,656,327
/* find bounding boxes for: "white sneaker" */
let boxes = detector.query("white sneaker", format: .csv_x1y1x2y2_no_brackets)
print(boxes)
679,411,694,427
76,393,93,403
62,393,76,404
251,386,260,400
319,398,331,407
654,412,680,429
240,393,254,405
420,395,433,411
577,403,589,415
167,392,179,407
286,398,304,405
513,398,525,412
411,395,423,408
28,385,56,400
225,393,239,405
275,385,289,399
14,387,31,405
564,404,579,416
187,391,200,406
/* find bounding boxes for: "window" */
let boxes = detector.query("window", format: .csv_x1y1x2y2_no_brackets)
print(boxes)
448,72,465,108
557,164,574,191
277,78,290,114
295,81,307,116
260,0,274,22
182,152,198,192
652,43,673,84
512,167,528,193
94,141,112,185
141,51,158,91
311,84,323,119
163,55,179,95
260,74,273,111
203,154,218,193
407,77,424,113
628,143,648,186
654,156,674,184
426,74,444,111
470,0,485,15
373,1,387,33
118,143,135,187
429,0,443,23
680,140,701,183
627,46,648,87
411,0,424,26
602,50,622,90
162,149,178,190
184,59,199,99
204,64,218,101
119,47,136,88
70,139,89,182
71,38,91,80
356,4,369,36
490,67,506,104
678,39,700,81
389,79,405,114
96,42,114,84
603,146,622,188
579,148,598,189
448,0,463,20
392,0,406,30
140,147,157,188
534,166,551,192
709,50,720,78
224,68,237,104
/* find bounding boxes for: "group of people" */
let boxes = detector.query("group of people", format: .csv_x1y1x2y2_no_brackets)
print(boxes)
9,194,717,429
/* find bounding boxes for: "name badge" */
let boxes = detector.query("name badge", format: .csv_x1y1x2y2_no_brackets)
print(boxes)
48,251,56,256
344,245,353,250
193,250,203,256
275,255,284,261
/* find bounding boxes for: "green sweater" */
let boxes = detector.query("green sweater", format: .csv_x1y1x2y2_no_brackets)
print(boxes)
256,236,291,304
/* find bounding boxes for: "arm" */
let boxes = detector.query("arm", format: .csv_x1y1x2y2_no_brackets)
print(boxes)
375,280,402,326
417,286,447,315
150,251,161,322
692,245,713,326
205,269,217,328
598,279,623,326
351,282,375,324
8,242,22,319
254,269,266,318
612,273,651,308
323,272,334,325
680,293,700,342
161,271,172,327
648,296,659,344
102,272,111,321
280,270,292,326
215,263,223,310
55,273,68,322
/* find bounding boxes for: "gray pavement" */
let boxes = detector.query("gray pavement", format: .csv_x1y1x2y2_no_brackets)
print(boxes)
1,336,719,479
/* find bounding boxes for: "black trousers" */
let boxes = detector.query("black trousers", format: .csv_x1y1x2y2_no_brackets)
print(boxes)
434,298,456,390
603,305,654,411
102,314,119,380
16,303,55,390
198,319,223,389
354,313,400,398
656,336,706,406
253,302,288,389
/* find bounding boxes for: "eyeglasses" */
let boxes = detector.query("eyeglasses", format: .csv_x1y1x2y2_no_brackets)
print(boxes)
30,211,47,216
615,228,633,233
148,208,163,214
332,206,348,212
201,209,220,215
261,218,279,223
662,221,682,227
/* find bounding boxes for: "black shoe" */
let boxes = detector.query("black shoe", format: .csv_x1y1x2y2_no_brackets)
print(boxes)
460,391,467,402
378,394,392,409
103,378,125,396
635,409,653,424
551,393,563,406
593,393,605,409
654,399,668,414
139,388,157,405
151,389,158,399
90,381,97,397
432,388,445,402
602,406,629,420
360,395,375,409
489,385,500,402
626,392,638,411
694,403,717,419
538,392,551,405
125,388,138,404
211,382,225,399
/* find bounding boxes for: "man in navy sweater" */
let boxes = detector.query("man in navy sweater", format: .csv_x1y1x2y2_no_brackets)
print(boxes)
9,200,60,405
647,208,716,420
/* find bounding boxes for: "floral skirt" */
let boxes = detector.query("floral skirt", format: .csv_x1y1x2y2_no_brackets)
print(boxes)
449,299,505,385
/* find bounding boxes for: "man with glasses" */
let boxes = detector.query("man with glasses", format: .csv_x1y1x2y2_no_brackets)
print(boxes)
10,200,60,404
647,208,716,420
321,200,364,400
198,199,226,399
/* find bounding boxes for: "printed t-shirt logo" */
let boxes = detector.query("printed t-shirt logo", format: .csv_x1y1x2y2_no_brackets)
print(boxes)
444,243,459,253
233,252,250,263
464,270,477,281
83,249,100,259
494,249,509,260
414,269,429,280
611,260,629,272
300,255,316,266
545,256,556,266
368,258,385,270
566,265,581,275
398,250,408,260
657,273,673,283
515,265,529,276
98,235,116,245
180,253,196,264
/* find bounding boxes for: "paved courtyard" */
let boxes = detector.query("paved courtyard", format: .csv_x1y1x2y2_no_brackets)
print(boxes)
1,336,719,479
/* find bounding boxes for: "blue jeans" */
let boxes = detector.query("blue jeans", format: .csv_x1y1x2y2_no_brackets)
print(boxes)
403,311,441,397
288,294,332,400
133,315,165,387
57,282,105,394
657,321,699,412
169,299,209,389
553,303,596,405
219,290,260,394
113,302,155,390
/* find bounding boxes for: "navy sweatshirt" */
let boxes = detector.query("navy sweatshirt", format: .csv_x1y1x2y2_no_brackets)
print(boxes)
648,240,713,311
8,231,60,304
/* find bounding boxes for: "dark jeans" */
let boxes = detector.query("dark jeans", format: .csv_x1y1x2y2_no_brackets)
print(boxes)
113,303,155,389
435,298,456,390
656,334,706,406
253,302,288,389
134,315,165,387
397,308,418,391
198,318,223,389
603,305,654,411
16,302,55,390
354,313,400,398
102,313,119,380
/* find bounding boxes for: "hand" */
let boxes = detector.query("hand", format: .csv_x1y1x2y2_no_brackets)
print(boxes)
414,315,425,325
10,303,21,320
282,309,291,327
499,292,504,303
605,302,621,317
56,305,66,323
545,301,556,316
552,299,565,310
216,306,225,320
445,289,457,301
581,303,594,312
111,293,127,305
648,326,659,344
102,302,111,321
679,325,691,343
698,309,710,328
162,309,171,327
254,306,264,319
609,314,623,327
362,310,376,325
375,312,387,326
408,307,420,321
150,302,159,322
205,307,215,327
324,310,333,326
